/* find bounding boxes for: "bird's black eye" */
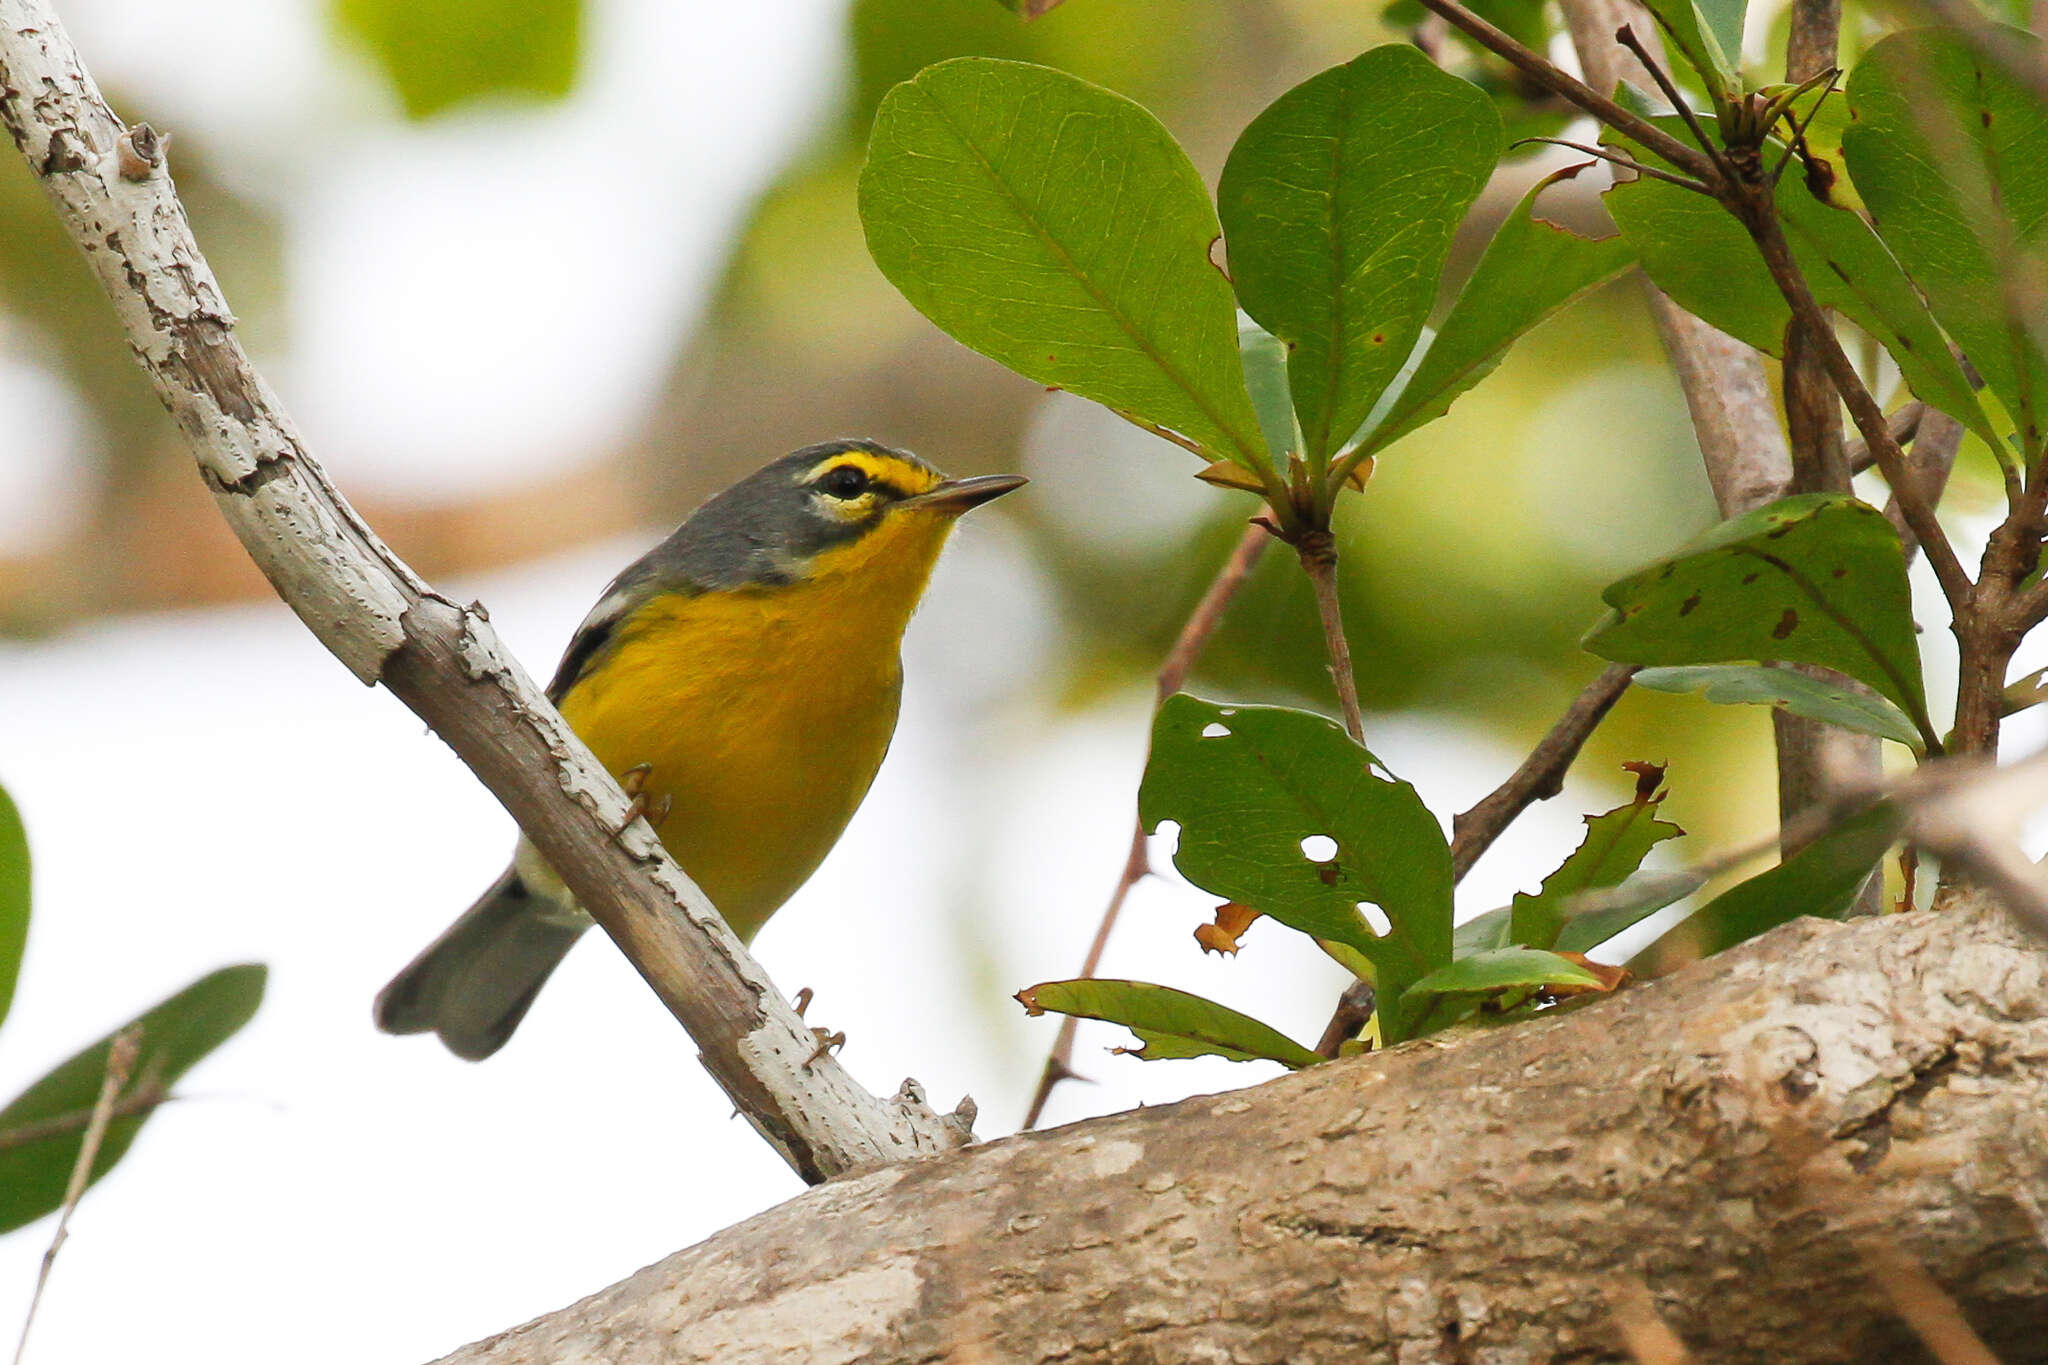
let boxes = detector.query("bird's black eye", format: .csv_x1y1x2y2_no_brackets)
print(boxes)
818,465,870,500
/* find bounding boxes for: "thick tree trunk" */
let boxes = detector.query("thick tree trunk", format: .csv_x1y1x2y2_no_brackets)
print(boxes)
438,899,2048,1364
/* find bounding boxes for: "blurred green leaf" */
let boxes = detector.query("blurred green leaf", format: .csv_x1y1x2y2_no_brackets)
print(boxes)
1636,802,1902,967
1633,664,1924,751
860,58,1266,468
1641,0,1743,101
1217,46,1500,465
1605,125,1996,449
1845,27,2048,456
0,781,24,1030
1356,163,1635,461
1240,321,1302,466
1514,781,1686,952
1016,979,1322,1067
334,0,580,119
1405,945,1604,1005
1139,695,1452,1041
1453,905,1513,956
1584,494,1933,747
0,964,264,1234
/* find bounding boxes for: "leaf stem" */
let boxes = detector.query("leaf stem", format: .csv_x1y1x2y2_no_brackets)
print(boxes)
1021,521,1271,1130
1294,530,1367,744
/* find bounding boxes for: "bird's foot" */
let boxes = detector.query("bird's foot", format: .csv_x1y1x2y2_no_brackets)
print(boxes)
611,764,672,840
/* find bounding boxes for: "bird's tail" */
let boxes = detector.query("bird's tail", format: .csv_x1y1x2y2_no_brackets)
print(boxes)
374,870,588,1061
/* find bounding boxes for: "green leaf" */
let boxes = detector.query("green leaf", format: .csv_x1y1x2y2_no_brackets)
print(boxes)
1453,905,1513,956
1016,979,1323,1068
1604,124,1998,449
1404,946,1603,1005
1636,802,1902,967
1240,321,1302,465
860,58,1267,468
1633,663,1924,751
1354,163,1635,461
1640,0,1743,100
0,781,26,1031
1845,27,2048,457
1512,786,1686,952
1139,695,1453,1042
1217,46,1501,465
0,964,265,1234
333,0,581,120
1583,493,1934,749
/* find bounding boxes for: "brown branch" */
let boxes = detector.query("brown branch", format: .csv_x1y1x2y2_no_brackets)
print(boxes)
434,899,2048,1365
13,1027,140,1365
1450,663,1642,881
1846,401,1925,476
1294,530,1366,744
1415,0,1722,185
1021,522,1269,1130
1884,408,1966,568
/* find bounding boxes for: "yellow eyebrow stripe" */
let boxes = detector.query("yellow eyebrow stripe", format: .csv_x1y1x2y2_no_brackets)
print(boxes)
802,448,941,497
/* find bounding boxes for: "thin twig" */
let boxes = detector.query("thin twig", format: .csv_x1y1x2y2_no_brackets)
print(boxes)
1846,402,1925,476
1450,664,1641,880
1885,409,1966,568
0,1084,171,1155
1021,522,1270,1130
1415,0,1722,184
1606,1277,1696,1364
13,1027,141,1365
1852,1237,2002,1365
1295,531,1366,744
1511,137,1712,191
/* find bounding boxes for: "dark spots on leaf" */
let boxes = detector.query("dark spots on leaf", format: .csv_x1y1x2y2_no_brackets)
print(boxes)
1766,524,1794,539
1831,566,1848,579
1894,334,1915,352
1318,862,1342,886
1982,109,1994,127
1679,592,1702,617
1773,608,1800,640
1827,260,1852,284
1657,564,1676,580
1742,572,1760,584
1372,333,1386,344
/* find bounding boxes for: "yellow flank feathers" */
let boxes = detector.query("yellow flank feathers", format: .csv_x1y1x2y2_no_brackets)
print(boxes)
557,491,959,941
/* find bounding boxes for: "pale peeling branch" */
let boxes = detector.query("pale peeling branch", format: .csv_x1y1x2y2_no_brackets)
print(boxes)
0,0,970,1184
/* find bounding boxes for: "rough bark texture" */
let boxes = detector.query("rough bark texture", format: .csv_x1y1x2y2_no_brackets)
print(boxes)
439,900,2048,1365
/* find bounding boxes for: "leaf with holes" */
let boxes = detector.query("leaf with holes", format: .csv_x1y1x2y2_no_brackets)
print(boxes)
860,59,1267,469
1584,494,1934,750
1634,664,1924,752
0,964,265,1233
1016,979,1323,1068
1511,781,1686,953
0,780,25,1032
1139,694,1453,1042
1350,163,1634,464
1217,46,1500,466
1604,120,1997,449
1846,27,2048,457
1635,802,1903,970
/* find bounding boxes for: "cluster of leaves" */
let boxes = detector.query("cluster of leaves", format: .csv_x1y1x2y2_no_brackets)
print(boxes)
858,4,2033,1062
0,781,264,1234
857,45,1631,537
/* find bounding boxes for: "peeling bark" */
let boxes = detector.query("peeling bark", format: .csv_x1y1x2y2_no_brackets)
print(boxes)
440,901,2048,1364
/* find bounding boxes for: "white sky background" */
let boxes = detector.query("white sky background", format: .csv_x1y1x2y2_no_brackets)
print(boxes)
13,0,2030,1359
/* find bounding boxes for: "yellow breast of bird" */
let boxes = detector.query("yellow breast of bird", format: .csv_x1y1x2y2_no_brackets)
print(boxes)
555,510,955,941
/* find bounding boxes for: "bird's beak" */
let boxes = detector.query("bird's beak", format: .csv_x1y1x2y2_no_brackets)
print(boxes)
901,474,1028,515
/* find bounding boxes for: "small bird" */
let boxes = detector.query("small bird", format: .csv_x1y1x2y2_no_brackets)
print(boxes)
375,440,1024,1060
